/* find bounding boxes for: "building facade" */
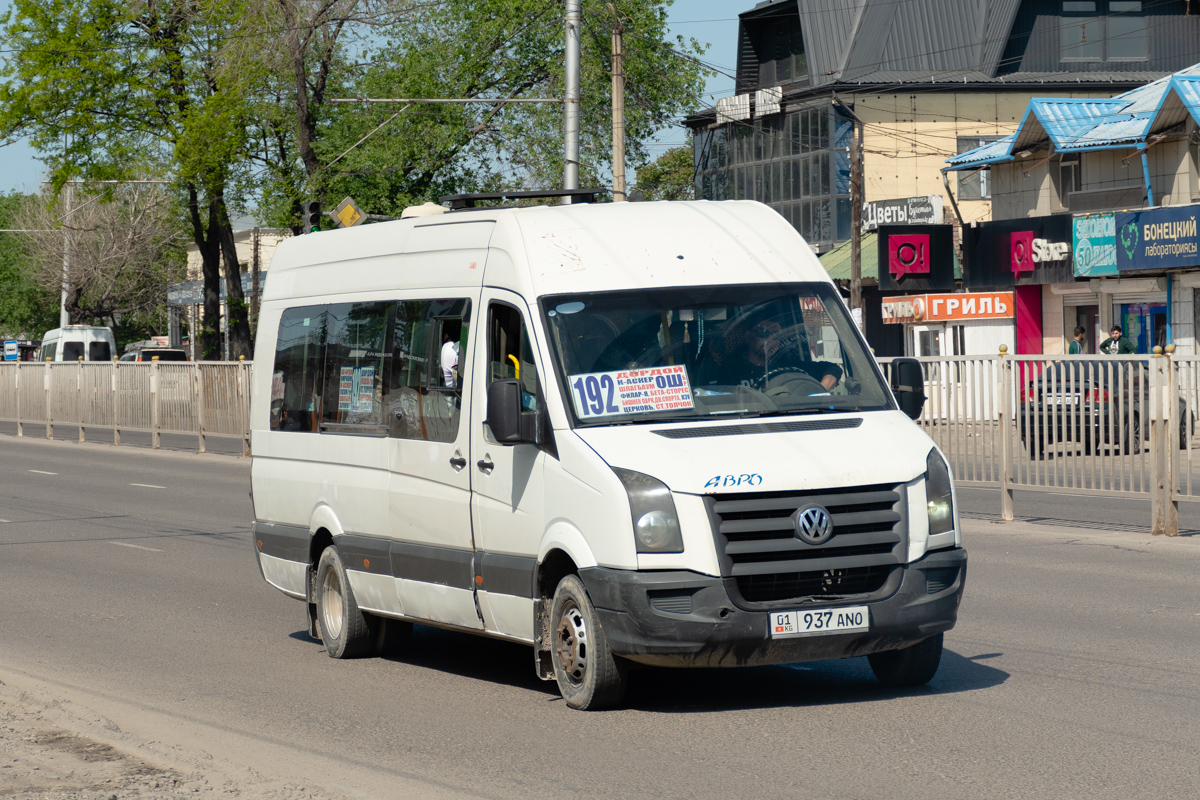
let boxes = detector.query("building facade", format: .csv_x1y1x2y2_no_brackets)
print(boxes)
948,65,1200,356
686,0,1200,254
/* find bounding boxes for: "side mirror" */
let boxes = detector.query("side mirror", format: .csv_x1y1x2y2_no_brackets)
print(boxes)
890,358,927,420
486,379,538,444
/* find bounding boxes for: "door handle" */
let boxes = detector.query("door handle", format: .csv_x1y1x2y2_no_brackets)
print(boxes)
449,456,467,470
477,458,494,473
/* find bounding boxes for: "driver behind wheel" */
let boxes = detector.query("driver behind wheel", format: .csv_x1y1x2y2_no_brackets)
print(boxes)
696,313,842,392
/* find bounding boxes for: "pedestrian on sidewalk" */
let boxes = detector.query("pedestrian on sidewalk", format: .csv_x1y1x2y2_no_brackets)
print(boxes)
1069,326,1087,354
1099,325,1136,355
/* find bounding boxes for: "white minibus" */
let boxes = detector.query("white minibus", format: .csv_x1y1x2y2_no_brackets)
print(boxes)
40,325,117,362
249,198,966,709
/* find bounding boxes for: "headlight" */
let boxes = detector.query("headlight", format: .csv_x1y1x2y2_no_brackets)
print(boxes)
925,449,954,535
613,468,684,553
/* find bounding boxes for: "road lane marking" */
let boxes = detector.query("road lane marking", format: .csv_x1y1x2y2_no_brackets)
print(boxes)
28,470,57,475
130,483,166,489
109,541,163,552
0,519,8,523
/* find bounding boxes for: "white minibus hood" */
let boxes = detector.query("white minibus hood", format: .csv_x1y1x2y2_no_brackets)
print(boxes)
572,410,934,496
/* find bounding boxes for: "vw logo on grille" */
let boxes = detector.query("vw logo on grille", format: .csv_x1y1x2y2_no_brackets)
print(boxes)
792,504,834,545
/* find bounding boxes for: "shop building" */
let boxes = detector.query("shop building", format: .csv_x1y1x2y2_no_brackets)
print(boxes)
947,64,1200,355
686,0,1198,253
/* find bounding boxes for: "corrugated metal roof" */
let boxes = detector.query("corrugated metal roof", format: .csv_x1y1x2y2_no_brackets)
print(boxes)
944,134,1017,168
802,0,1023,87
945,63,1200,171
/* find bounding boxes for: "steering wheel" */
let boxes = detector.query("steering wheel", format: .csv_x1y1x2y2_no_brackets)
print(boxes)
763,369,828,398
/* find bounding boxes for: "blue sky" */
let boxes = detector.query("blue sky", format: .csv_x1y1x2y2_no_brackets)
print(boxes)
0,0,738,193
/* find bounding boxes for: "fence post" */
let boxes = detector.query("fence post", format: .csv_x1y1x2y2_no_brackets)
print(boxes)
240,357,250,458
998,345,1014,521
15,363,22,437
196,363,206,454
151,360,161,449
77,357,85,443
45,360,53,440
1149,347,1177,535
112,360,120,446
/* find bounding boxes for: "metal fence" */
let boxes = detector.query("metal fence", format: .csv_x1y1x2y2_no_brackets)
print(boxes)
0,362,251,455
879,349,1197,536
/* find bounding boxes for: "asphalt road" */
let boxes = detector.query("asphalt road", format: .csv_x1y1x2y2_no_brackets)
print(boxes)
1,436,1198,799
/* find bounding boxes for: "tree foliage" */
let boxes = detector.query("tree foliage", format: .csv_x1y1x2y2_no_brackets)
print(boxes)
0,0,709,354
635,141,695,201
17,185,186,333
0,192,58,339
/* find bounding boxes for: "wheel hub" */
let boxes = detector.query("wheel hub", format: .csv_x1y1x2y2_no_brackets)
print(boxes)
321,567,344,639
555,606,588,681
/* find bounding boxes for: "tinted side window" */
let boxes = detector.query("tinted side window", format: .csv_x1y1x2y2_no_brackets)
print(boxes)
62,341,84,361
387,299,471,442
42,342,57,361
320,302,393,434
89,341,111,361
271,306,328,432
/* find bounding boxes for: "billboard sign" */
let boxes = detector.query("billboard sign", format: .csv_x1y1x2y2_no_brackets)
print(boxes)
1114,205,1200,271
1073,213,1118,277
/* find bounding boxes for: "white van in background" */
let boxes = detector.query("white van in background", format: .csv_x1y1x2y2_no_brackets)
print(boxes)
40,325,117,362
249,196,967,709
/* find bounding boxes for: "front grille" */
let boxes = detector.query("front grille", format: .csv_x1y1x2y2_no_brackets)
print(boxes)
708,483,906,607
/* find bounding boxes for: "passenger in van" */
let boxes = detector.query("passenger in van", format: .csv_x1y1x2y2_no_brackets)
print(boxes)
440,328,460,389
697,315,842,393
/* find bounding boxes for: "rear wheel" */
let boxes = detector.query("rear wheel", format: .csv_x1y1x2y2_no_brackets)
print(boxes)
315,546,374,659
868,633,943,687
550,575,627,710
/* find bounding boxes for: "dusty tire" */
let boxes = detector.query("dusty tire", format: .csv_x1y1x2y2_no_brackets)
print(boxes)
315,546,374,659
868,633,943,687
550,575,627,710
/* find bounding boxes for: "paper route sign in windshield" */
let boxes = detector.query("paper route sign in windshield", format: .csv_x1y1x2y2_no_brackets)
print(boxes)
569,365,693,418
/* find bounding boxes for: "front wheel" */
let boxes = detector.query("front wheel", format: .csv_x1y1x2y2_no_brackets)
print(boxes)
1122,414,1142,455
868,633,943,687
550,575,627,710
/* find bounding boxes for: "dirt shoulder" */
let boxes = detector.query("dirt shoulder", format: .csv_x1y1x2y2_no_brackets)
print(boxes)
0,675,350,800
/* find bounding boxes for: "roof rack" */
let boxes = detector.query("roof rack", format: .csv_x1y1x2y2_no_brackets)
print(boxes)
440,188,607,210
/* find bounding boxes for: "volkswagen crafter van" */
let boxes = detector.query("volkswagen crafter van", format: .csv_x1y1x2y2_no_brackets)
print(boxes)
249,198,966,709
40,325,117,362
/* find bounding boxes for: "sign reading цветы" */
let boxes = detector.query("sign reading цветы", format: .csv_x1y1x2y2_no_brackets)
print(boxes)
862,195,944,230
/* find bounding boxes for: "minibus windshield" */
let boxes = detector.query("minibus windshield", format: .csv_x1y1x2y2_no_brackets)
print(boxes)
541,283,892,426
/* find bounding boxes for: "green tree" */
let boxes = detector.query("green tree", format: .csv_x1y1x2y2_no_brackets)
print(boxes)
634,142,695,201
243,0,710,217
0,192,57,339
0,0,254,359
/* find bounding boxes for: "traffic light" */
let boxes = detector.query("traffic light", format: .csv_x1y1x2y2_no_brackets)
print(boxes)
301,200,322,233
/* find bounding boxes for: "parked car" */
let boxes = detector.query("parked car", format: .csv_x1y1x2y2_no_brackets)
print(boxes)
119,348,189,362
1019,361,1188,458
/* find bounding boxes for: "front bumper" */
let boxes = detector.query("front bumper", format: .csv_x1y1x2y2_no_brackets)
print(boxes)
580,547,967,668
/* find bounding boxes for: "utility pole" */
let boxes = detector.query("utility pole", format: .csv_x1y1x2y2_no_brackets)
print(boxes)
251,226,261,327
564,0,582,198
611,7,626,202
59,183,72,328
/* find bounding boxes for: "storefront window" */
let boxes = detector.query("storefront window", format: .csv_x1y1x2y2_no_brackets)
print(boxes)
1117,302,1167,354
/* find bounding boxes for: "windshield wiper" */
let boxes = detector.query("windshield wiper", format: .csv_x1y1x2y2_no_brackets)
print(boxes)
751,407,840,418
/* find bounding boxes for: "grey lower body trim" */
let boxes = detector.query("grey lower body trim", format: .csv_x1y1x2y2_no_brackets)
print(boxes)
253,521,528,599
253,520,310,563
390,541,475,591
479,553,536,598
